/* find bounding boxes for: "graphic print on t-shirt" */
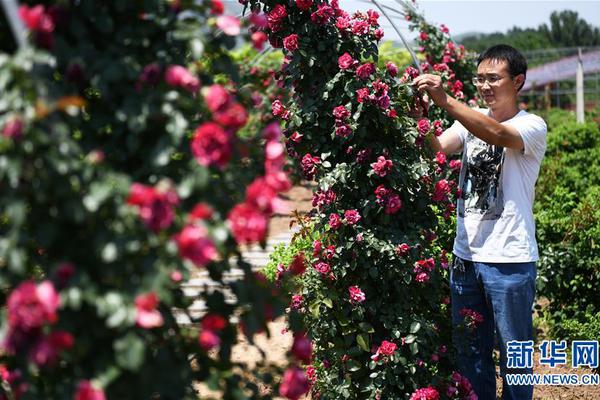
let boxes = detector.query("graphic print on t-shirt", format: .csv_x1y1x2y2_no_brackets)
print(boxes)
458,133,505,220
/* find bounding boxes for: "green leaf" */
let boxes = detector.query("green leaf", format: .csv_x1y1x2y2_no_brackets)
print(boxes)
322,297,333,308
114,333,145,371
309,301,320,318
409,322,421,334
356,333,369,352
359,322,374,333
404,334,416,344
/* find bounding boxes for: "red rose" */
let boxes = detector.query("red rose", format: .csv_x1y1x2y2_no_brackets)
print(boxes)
213,102,248,130
289,252,307,275
7,280,60,332
174,225,218,267
210,0,224,15
191,122,232,168
198,329,221,350
251,31,268,50
295,0,313,11
386,62,398,77
328,213,341,229
395,243,411,256
417,119,431,136
227,203,268,244
410,386,440,400
348,286,366,303
127,182,179,232
291,334,313,363
371,156,393,177
28,330,74,367
432,179,451,202
188,203,214,223
449,159,462,171
279,367,310,400
344,209,361,225
245,177,283,214
379,340,397,356
310,3,334,25
135,292,164,329
283,34,299,52
201,314,227,331
385,194,402,214
351,19,369,35
419,31,429,41
267,4,287,32
436,151,447,166
356,87,370,103
335,123,352,137
314,261,330,275
164,65,200,93
2,118,24,140
356,63,375,79
75,380,106,400
333,105,350,120
338,52,356,70
204,84,230,113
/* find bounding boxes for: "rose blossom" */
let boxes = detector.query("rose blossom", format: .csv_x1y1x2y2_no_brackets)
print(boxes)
314,261,330,274
267,4,287,32
351,19,369,35
310,3,334,25
7,280,60,332
135,292,164,329
432,179,451,202
251,31,268,50
216,15,241,36
279,367,310,400
227,203,268,244
28,330,74,367
288,252,307,275
419,31,429,41
335,123,352,137
449,159,462,171
291,334,312,363
386,62,398,77
191,122,232,168
385,193,402,214
295,0,313,11
213,101,248,130
198,329,221,350
164,65,200,93
417,119,431,136
188,203,214,222
210,0,224,15
371,156,393,177
2,118,24,140
246,177,284,214
174,225,218,267
204,84,230,113
395,243,410,256
373,28,384,40
301,153,320,179
410,386,440,400
127,182,179,232
371,340,397,361
344,209,361,225
283,34,299,52
356,63,375,79
348,286,365,303
75,380,106,400
338,53,356,70
436,151,447,166
333,105,350,120
291,294,304,309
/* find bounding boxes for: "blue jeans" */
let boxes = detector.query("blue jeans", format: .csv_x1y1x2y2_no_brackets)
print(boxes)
450,256,536,400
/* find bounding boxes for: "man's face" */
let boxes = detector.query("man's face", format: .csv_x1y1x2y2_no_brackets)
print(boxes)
475,59,523,110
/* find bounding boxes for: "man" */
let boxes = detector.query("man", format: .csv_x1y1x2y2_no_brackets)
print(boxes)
413,44,547,400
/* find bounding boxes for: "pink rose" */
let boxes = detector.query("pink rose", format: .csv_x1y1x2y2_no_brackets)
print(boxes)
19,5,54,32
344,209,361,225
356,87,370,103
386,62,398,77
135,292,164,329
449,159,462,171
245,177,284,214
283,34,299,51
7,280,60,332
291,334,312,363
2,118,24,140
191,122,232,169
440,24,449,34
301,153,320,180
314,261,330,275
335,123,352,137
432,179,451,202
248,12,268,29
216,15,241,36
410,386,440,400
291,294,304,309
75,380,106,400
379,340,397,356
356,63,375,79
338,53,356,70
198,329,221,350
351,19,369,35
188,203,214,223
435,151,447,166
272,99,286,116
333,105,350,120
174,225,218,267
328,213,341,229
396,243,410,256
164,65,200,93
310,3,334,25
385,194,402,214
419,31,429,41
127,183,179,232
417,119,431,136
279,367,310,400
367,9,380,25
204,84,230,113
251,31,268,50
348,286,365,303
227,203,268,244
371,156,393,177
336,15,350,30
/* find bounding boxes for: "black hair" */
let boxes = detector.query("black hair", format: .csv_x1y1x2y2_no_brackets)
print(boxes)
477,44,527,91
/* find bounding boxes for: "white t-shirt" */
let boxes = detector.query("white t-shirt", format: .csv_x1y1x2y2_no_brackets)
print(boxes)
447,108,547,263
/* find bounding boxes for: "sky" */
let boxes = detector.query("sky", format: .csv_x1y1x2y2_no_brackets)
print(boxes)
343,0,600,42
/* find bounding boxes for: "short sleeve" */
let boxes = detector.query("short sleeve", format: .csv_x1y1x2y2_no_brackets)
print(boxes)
444,119,468,147
510,114,547,161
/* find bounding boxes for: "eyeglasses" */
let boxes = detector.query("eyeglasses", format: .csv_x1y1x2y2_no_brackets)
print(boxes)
472,75,512,87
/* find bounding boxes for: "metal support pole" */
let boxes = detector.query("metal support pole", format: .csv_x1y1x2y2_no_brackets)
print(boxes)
1,0,27,49
576,47,584,123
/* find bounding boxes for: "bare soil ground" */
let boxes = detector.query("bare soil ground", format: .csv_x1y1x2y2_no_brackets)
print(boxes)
198,184,599,399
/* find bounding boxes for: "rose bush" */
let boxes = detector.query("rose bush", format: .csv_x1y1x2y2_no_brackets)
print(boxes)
246,0,475,398
0,1,304,398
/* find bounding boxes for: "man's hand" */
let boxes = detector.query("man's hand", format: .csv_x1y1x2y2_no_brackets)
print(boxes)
412,74,449,108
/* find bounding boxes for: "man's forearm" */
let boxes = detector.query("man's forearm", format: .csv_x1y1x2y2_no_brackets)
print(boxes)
425,132,442,153
441,95,504,146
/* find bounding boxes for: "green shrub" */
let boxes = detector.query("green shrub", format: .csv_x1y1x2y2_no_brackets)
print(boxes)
545,120,599,156
263,227,317,282
558,312,600,342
